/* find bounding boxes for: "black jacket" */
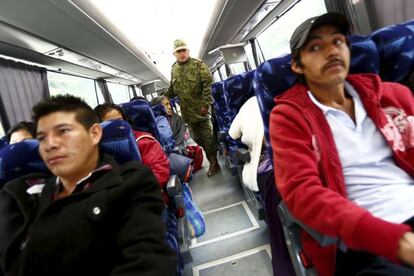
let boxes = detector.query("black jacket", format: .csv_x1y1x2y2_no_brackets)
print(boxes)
0,154,177,276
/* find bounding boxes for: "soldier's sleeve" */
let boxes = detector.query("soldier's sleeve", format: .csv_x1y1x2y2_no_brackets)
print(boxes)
199,61,213,108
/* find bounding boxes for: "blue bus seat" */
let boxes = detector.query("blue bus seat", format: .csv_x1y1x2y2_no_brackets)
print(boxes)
370,20,414,82
253,19,414,276
222,70,268,220
120,99,162,142
0,136,8,151
0,139,49,188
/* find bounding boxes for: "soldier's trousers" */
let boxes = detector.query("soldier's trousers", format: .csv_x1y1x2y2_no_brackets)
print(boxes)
187,118,217,156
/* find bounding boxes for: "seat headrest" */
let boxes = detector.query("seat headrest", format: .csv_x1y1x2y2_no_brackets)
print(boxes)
0,120,141,188
120,99,161,141
370,19,414,82
0,139,49,187
100,119,141,164
224,70,255,119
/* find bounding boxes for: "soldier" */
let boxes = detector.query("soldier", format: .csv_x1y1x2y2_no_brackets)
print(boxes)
165,39,220,177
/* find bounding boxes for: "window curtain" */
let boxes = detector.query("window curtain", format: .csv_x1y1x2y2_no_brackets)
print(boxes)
324,0,360,34
0,58,49,131
95,78,113,103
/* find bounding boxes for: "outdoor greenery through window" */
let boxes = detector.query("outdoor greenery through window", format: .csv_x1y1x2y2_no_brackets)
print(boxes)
256,0,327,60
48,72,100,108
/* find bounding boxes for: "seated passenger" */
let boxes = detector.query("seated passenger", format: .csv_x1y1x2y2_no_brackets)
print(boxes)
94,103,170,197
270,13,414,276
6,121,36,144
0,95,177,275
151,96,187,148
228,96,264,192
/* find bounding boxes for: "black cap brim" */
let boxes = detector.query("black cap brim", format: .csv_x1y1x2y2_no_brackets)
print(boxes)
290,12,349,53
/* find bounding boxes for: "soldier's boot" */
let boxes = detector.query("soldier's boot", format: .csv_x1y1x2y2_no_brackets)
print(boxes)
207,153,221,177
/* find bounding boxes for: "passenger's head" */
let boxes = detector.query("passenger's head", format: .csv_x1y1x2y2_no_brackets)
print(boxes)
173,39,190,63
6,121,36,144
94,103,126,122
32,95,102,182
290,12,351,87
151,96,173,116
130,96,147,102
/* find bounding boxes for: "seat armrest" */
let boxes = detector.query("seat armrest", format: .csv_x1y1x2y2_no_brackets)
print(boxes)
234,147,250,164
217,131,227,142
278,202,338,247
166,175,182,197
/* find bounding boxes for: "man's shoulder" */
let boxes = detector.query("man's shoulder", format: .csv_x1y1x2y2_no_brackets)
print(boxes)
2,173,52,197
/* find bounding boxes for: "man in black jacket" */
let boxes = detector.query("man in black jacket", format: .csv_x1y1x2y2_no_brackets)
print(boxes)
0,95,177,275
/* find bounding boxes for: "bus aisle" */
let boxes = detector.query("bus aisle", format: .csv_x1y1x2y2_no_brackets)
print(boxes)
185,153,273,276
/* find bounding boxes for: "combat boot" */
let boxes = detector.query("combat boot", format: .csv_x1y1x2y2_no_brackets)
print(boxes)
207,153,221,177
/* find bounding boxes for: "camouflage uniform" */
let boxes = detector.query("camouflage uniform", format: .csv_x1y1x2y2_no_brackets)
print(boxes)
165,57,217,157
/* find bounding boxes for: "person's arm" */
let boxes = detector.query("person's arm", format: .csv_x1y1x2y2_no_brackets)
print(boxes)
138,138,170,189
199,62,213,112
270,104,410,263
111,163,176,276
165,68,176,99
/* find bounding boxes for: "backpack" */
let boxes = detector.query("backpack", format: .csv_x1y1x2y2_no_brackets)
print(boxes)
185,145,203,172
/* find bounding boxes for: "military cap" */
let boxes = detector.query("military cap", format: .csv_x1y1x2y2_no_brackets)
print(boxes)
173,39,189,52
290,12,349,53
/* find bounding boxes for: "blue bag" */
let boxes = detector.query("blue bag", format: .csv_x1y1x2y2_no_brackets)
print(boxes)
183,183,205,238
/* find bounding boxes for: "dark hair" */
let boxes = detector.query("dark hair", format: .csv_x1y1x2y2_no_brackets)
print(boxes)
32,94,99,130
130,96,147,102
291,36,351,85
93,103,127,122
150,96,166,107
6,121,36,142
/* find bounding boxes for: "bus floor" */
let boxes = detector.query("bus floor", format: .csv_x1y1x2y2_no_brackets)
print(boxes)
184,153,273,276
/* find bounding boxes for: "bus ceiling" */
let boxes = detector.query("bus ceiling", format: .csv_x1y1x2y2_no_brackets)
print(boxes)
0,0,168,86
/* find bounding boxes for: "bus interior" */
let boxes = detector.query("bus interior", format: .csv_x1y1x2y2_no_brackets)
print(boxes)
0,0,413,275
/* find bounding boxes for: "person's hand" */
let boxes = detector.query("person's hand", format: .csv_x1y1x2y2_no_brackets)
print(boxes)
398,232,414,266
200,106,209,116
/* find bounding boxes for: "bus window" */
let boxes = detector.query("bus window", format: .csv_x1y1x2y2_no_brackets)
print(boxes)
107,82,130,104
256,0,327,60
213,70,221,82
244,43,257,69
48,72,99,108
218,65,228,80
0,120,4,138
230,63,246,74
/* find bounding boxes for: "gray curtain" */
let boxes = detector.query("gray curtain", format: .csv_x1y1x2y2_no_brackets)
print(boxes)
96,78,113,103
364,0,414,30
324,0,360,34
0,58,49,131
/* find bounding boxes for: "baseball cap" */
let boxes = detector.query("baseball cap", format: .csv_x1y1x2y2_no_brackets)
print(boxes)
173,39,189,52
289,12,349,53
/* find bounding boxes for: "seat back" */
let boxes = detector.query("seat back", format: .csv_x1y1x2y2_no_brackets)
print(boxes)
120,99,161,141
211,81,231,132
0,139,49,187
370,20,414,82
224,70,256,121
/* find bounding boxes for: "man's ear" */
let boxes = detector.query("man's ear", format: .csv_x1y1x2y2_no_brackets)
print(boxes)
291,60,304,75
89,123,102,146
